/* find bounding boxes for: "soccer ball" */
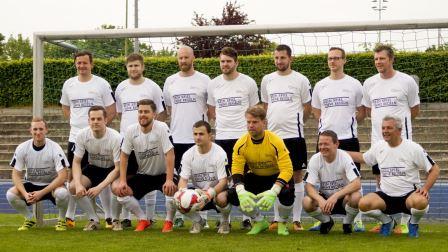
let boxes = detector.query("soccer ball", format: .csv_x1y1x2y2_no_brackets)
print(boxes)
174,189,200,214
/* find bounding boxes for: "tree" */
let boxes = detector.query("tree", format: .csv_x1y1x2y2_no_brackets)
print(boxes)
177,1,274,58
0,33,5,60
426,44,448,52
2,34,32,60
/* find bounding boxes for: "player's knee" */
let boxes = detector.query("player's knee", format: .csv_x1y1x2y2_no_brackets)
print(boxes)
358,196,372,212
407,194,429,210
117,196,132,204
54,187,69,202
68,182,76,195
302,196,314,212
6,188,21,203
215,191,228,207
278,192,294,206
348,192,362,208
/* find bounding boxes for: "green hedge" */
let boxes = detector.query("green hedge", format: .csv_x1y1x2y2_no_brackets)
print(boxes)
0,51,447,106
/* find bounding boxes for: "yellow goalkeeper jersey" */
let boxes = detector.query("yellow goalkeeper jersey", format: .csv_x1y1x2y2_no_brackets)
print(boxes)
231,130,293,183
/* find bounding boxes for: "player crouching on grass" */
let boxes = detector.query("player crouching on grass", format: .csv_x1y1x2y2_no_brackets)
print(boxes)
7,117,70,231
174,120,232,234
303,130,362,234
226,106,295,236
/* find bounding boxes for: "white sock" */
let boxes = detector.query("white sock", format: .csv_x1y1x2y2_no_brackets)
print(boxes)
293,182,304,222
66,194,76,220
199,210,208,221
401,213,411,225
121,207,131,220
117,196,145,220
343,204,359,224
76,196,99,222
186,212,202,223
272,200,280,222
165,196,176,222
54,187,69,220
410,206,429,224
308,207,331,223
277,201,293,223
216,204,232,223
110,195,122,221
242,214,250,221
144,191,157,220
361,209,392,224
175,210,184,220
98,186,112,219
6,190,33,219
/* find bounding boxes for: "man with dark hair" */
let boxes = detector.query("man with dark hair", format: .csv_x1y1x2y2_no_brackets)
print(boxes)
61,50,116,228
261,44,311,231
208,46,259,230
303,130,361,235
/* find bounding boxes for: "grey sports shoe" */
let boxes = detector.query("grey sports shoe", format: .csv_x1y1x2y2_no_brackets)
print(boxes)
112,219,123,231
83,219,100,231
217,221,231,234
190,218,206,234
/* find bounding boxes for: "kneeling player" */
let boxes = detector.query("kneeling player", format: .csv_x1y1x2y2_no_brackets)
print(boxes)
69,106,121,231
226,106,295,236
7,118,69,231
175,121,231,234
303,130,361,234
349,116,440,238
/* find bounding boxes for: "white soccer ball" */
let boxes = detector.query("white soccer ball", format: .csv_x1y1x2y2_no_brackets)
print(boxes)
174,189,200,214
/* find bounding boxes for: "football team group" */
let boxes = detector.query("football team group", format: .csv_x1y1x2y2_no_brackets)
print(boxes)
6,43,439,238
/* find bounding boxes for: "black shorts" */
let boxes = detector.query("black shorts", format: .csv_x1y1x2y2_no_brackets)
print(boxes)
23,182,56,205
174,143,195,174
227,173,295,207
67,142,88,168
82,165,114,188
374,190,414,215
126,151,139,176
127,173,179,200
284,137,307,171
215,139,238,176
338,138,361,171
320,192,346,215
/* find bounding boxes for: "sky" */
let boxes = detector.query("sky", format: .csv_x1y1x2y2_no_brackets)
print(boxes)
1,0,448,40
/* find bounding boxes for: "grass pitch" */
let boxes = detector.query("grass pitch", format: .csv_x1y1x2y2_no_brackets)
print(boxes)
1,214,448,252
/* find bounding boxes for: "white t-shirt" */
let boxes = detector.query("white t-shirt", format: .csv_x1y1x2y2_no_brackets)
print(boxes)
10,138,68,186
312,75,363,140
261,71,312,139
179,143,228,189
115,78,165,135
207,73,259,140
362,71,420,144
121,120,174,175
74,127,122,168
163,71,210,143
60,75,115,142
363,139,434,197
305,149,360,198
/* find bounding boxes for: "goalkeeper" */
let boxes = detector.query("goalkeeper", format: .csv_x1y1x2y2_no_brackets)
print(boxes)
227,106,294,235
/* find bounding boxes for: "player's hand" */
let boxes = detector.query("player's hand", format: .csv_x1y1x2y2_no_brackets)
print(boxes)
190,201,205,212
195,188,215,205
75,185,87,198
163,179,177,196
117,181,131,197
86,186,102,198
323,195,338,214
24,192,33,204
256,189,277,211
415,187,430,199
236,185,257,212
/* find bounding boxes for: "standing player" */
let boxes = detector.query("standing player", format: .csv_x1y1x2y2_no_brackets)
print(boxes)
163,46,211,228
70,106,121,231
260,44,311,231
349,116,439,238
112,99,177,232
227,106,294,236
207,47,259,230
115,53,166,228
60,51,116,227
303,130,361,234
362,44,420,233
175,121,231,234
311,47,365,232
7,118,69,231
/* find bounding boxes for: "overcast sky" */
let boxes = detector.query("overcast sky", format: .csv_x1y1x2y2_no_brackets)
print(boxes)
1,0,447,40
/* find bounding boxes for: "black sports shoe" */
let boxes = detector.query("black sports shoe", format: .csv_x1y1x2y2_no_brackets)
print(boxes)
319,217,334,234
241,219,252,230
343,223,352,234
121,219,132,228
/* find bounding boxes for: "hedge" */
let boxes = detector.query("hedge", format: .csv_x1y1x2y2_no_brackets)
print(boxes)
0,51,447,106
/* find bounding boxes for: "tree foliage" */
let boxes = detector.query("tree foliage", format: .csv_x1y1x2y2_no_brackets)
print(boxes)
177,1,274,58
0,34,32,60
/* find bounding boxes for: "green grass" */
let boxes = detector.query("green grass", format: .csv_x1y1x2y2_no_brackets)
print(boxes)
1,214,448,252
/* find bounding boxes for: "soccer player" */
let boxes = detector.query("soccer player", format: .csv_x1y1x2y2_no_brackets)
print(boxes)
111,99,177,232
69,106,121,231
7,118,69,231
163,46,211,228
60,51,116,227
207,47,259,230
227,106,294,236
260,44,311,231
115,53,166,228
311,47,366,232
303,130,362,234
349,116,439,238
362,44,420,233
175,121,231,234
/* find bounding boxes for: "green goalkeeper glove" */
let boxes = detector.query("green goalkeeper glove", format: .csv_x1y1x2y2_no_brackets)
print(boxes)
256,184,282,211
236,185,257,212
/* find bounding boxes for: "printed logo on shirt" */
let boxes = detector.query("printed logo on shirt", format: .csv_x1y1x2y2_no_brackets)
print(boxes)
217,97,242,108
192,172,217,183
247,161,275,169
321,179,345,191
89,153,112,162
381,166,406,177
270,92,293,103
173,93,197,104
123,102,138,112
137,147,159,160
72,98,95,108
323,97,349,108
26,167,54,179
372,96,398,108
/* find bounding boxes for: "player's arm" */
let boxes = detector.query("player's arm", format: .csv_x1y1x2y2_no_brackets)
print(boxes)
347,151,366,164
331,178,361,201
61,105,70,119
177,177,188,190
365,107,371,118
262,102,268,111
11,169,28,200
119,151,129,183
207,105,216,127
105,104,117,125
419,163,440,198
157,110,167,122
30,168,67,203
302,102,312,123
213,177,228,195
356,106,366,123
231,140,257,211
163,148,176,196
72,155,87,197
312,107,321,120
411,104,420,119
88,162,120,198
